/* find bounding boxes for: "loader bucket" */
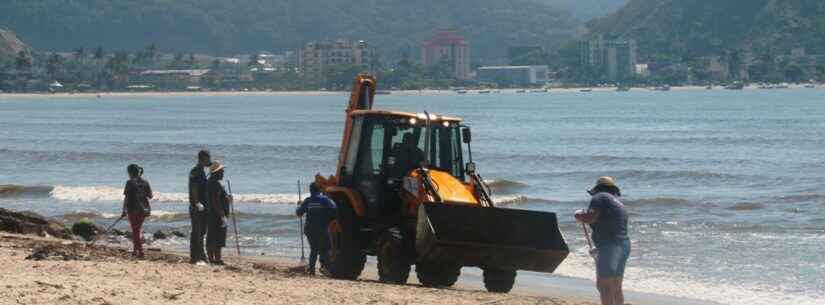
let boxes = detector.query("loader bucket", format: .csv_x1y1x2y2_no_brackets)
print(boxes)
416,203,569,273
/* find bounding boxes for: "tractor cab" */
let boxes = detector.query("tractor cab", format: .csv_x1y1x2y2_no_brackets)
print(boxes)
338,111,474,221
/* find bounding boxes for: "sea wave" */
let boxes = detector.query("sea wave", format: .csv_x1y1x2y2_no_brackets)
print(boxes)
492,195,558,205
486,179,528,194
49,185,298,205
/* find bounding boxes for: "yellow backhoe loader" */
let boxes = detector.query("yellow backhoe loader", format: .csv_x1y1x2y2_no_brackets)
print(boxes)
315,74,569,293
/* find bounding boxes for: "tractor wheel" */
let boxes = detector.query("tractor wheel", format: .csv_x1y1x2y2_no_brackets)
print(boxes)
376,229,411,284
482,269,516,293
327,224,366,279
416,263,461,288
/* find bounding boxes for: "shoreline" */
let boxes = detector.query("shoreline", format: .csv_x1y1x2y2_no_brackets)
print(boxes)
0,232,721,305
0,84,819,99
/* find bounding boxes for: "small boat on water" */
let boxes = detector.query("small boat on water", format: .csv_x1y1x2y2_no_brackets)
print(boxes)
580,88,593,92
652,85,670,91
456,90,468,94
515,89,527,93
478,90,491,94
617,86,631,92
530,88,549,93
805,84,817,88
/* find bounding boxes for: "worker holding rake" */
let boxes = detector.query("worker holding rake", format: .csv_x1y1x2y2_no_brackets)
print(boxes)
296,182,337,275
575,176,630,305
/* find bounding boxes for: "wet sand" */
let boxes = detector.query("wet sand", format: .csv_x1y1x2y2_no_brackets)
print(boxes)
0,232,594,305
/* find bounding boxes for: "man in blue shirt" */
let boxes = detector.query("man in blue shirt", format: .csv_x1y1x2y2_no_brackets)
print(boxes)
575,176,630,305
296,182,337,275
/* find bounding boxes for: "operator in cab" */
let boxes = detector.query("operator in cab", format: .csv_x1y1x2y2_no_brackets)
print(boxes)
391,133,425,177
574,176,630,305
296,182,337,275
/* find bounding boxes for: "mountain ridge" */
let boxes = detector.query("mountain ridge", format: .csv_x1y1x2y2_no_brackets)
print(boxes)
0,0,581,61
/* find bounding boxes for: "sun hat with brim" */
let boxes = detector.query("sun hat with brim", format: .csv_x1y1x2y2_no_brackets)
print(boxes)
209,160,225,174
588,176,617,194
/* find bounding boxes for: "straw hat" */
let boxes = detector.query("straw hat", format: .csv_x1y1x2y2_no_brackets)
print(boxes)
209,160,225,174
595,176,616,187
588,176,618,195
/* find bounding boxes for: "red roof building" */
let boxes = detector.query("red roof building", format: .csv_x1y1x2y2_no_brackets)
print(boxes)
422,30,471,80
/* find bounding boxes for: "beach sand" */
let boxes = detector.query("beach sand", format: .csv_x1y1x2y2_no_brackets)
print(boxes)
0,232,594,305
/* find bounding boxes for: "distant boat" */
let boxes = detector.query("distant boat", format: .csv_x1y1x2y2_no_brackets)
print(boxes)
456,90,468,94
530,88,549,93
580,88,593,92
478,89,491,94
804,84,816,88
706,85,713,90
652,85,670,91
515,89,527,93
375,90,392,95
617,86,631,92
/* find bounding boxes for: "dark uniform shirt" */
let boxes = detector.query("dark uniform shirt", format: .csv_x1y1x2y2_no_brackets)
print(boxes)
588,192,629,247
188,165,209,207
207,178,230,217
124,177,153,213
296,194,337,231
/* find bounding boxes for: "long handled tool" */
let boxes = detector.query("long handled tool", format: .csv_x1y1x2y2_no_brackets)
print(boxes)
90,215,125,245
581,223,597,260
297,180,306,264
227,180,241,257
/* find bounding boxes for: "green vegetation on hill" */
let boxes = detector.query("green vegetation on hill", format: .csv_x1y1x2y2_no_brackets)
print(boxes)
587,0,825,60
0,0,580,60
536,0,628,20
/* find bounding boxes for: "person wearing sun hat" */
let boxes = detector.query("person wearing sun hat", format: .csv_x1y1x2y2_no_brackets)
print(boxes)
206,160,231,265
575,176,630,305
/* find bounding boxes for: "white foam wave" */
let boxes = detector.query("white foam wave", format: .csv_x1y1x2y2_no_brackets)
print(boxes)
556,247,823,305
50,185,298,205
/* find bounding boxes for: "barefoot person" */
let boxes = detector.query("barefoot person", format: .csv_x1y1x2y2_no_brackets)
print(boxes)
296,182,336,275
575,177,630,305
206,161,231,265
188,149,211,264
121,164,153,258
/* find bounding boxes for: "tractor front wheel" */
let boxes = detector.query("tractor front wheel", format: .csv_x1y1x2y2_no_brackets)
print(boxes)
482,268,516,293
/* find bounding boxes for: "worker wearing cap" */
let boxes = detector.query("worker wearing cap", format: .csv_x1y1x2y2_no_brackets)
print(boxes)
575,176,630,305
188,149,211,264
206,160,231,265
296,182,337,275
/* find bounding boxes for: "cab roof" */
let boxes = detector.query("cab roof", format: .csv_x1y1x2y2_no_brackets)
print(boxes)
351,109,464,123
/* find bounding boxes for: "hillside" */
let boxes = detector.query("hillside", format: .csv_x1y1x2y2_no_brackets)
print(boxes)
0,29,30,58
587,0,825,59
0,0,580,61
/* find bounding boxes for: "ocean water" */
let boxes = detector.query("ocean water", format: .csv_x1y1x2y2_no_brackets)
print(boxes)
1,89,823,305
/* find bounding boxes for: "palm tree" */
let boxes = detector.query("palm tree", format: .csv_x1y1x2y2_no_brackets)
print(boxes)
46,53,65,80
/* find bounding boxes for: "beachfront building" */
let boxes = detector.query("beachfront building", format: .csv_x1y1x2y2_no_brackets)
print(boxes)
476,65,549,86
422,30,471,80
580,35,637,81
297,40,376,81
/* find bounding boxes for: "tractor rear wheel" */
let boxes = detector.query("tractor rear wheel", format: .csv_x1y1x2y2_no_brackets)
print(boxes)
482,269,516,293
376,229,411,284
326,221,366,280
416,263,461,288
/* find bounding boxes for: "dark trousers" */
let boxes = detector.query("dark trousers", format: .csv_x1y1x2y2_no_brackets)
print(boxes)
305,227,330,271
189,206,208,263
